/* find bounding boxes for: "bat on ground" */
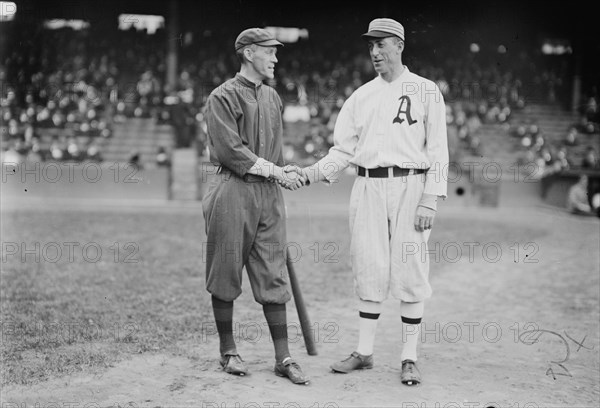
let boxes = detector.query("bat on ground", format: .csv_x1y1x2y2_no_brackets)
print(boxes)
286,247,318,356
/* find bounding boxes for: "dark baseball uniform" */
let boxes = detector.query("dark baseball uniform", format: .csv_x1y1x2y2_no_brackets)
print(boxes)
203,73,291,305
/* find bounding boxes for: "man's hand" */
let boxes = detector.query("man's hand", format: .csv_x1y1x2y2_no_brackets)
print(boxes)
284,165,310,186
414,205,436,232
272,165,306,190
414,193,438,232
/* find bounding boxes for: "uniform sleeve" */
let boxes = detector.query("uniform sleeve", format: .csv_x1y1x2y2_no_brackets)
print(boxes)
274,91,285,167
206,92,259,177
307,94,358,184
423,84,449,198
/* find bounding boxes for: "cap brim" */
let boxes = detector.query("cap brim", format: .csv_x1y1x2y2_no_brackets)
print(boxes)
255,39,284,47
235,39,283,50
361,30,402,40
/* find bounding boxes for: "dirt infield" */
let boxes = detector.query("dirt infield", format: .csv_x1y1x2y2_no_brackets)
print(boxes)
1,199,599,408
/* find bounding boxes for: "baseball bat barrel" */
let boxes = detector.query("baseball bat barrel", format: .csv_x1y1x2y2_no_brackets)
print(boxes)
286,247,318,356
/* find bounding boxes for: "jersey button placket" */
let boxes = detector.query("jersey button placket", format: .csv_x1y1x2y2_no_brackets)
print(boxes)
258,105,265,152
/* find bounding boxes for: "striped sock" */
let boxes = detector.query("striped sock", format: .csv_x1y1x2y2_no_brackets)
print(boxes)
356,299,383,355
211,296,236,355
401,301,424,362
263,303,290,363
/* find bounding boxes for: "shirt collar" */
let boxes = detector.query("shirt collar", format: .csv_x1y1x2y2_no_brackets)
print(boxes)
378,65,410,85
235,73,263,89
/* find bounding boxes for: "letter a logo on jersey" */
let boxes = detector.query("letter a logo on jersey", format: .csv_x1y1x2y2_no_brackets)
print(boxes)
393,96,417,126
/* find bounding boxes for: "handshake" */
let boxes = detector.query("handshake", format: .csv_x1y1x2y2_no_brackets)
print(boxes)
270,165,310,191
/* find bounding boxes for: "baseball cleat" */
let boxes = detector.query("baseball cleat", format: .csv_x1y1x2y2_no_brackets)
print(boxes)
220,353,248,376
274,358,310,384
330,351,374,373
400,359,421,385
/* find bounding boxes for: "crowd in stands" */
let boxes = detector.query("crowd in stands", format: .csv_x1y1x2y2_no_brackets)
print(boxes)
1,19,598,175
510,90,600,179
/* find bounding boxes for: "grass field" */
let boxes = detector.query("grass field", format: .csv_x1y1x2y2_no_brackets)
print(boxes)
1,204,548,386
1,205,361,385
1,201,599,407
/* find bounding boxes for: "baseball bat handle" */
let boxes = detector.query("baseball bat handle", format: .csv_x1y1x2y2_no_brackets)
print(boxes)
286,249,318,356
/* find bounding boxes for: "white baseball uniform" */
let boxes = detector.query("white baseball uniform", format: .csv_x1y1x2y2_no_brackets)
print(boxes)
308,66,449,302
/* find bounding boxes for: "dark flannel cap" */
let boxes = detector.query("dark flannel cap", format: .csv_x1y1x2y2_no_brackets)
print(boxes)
362,18,405,41
235,28,283,51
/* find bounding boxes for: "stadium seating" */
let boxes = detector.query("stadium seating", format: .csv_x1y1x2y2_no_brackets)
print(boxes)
2,17,598,207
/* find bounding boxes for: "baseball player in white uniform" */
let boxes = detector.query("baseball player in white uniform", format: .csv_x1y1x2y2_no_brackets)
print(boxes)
301,18,448,385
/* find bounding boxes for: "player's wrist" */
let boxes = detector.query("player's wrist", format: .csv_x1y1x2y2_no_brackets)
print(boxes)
417,203,437,212
272,165,285,180
300,168,311,185
304,165,322,185
418,193,438,212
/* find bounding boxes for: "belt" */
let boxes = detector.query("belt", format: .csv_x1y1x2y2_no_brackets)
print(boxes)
357,166,427,178
241,174,269,183
218,166,269,183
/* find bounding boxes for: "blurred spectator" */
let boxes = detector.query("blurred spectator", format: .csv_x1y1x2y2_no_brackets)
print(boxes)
521,134,532,149
86,141,103,162
564,127,579,146
66,137,82,160
553,146,571,172
582,95,599,123
528,154,547,179
576,115,598,135
156,146,171,167
195,111,209,159
2,142,23,164
539,147,553,166
165,92,194,148
528,122,540,138
128,150,142,169
582,147,599,169
49,140,65,161
533,133,545,151
512,123,528,139
567,175,597,216
26,137,44,162
581,147,600,212
14,139,29,156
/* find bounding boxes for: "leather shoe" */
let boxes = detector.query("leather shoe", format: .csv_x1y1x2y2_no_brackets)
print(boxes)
330,351,374,373
274,358,310,384
401,359,421,385
220,353,248,376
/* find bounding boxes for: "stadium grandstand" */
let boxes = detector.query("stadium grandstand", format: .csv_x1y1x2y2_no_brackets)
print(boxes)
2,0,599,205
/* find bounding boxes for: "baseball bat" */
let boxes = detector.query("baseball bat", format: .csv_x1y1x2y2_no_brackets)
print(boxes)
286,247,318,356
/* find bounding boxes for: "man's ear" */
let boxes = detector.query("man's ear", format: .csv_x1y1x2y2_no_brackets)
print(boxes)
244,47,254,62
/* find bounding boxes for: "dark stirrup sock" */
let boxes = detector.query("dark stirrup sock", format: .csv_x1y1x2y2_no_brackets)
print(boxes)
211,296,236,355
263,303,291,363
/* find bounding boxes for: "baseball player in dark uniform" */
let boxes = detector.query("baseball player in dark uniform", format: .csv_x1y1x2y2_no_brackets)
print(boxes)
302,18,449,385
202,28,308,385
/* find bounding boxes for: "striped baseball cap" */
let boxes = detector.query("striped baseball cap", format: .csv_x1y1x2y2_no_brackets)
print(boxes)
362,18,405,41
235,28,283,51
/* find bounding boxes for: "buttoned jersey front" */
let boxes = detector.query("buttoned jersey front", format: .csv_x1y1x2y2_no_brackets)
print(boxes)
206,73,284,176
